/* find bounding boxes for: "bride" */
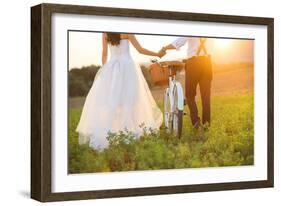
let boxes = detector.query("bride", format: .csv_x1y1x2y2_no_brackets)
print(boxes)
76,33,164,150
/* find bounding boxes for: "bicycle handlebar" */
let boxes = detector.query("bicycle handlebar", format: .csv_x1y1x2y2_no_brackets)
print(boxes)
150,59,169,68
151,59,185,69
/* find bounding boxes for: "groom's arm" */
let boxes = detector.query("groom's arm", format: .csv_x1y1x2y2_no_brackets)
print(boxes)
162,37,188,52
162,44,176,51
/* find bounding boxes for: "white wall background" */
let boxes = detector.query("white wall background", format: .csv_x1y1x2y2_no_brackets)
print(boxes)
0,0,279,205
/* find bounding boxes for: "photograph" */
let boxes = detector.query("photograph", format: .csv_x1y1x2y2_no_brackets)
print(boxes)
68,31,254,174
31,3,273,201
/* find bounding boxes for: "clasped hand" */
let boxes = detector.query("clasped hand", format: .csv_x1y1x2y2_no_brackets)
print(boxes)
157,47,167,58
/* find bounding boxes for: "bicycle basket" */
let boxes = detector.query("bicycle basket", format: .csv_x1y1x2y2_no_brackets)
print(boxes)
149,63,169,86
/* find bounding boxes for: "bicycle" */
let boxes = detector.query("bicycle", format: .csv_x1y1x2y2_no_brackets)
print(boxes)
152,60,185,138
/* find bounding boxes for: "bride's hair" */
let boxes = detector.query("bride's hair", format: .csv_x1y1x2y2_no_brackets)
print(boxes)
106,32,121,46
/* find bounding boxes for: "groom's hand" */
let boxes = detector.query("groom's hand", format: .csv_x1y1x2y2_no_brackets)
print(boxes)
158,47,166,58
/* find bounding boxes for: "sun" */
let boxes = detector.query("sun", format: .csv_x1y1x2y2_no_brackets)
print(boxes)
214,39,233,50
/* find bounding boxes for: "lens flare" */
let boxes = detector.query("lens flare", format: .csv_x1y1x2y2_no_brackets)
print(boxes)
214,39,233,50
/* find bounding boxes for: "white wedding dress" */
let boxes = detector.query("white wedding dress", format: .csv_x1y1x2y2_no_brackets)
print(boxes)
76,39,163,150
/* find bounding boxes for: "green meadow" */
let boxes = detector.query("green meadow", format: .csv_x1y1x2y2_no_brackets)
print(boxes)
68,93,254,173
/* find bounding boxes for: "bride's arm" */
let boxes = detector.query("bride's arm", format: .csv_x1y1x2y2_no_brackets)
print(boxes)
102,33,108,65
128,34,164,57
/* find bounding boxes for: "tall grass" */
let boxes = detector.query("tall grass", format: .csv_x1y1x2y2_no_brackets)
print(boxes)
68,93,254,173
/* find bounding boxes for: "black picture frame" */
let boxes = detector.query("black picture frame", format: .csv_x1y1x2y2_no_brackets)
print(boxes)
31,3,274,202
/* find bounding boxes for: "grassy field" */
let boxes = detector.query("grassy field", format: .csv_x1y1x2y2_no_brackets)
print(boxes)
68,93,254,173
68,64,254,173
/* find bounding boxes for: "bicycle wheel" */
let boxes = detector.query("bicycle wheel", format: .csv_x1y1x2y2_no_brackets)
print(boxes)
172,86,183,138
163,88,172,132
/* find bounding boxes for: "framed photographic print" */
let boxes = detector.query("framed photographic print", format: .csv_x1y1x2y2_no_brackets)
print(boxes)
31,3,274,202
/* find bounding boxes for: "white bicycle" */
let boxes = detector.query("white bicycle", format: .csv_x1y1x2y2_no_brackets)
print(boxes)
153,60,185,138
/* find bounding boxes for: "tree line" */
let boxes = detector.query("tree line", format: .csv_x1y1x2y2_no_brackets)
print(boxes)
69,64,152,97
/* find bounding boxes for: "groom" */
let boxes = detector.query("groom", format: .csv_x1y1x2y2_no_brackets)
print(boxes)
161,37,213,128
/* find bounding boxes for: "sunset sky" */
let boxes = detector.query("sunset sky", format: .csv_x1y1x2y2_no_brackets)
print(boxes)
69,31,254,69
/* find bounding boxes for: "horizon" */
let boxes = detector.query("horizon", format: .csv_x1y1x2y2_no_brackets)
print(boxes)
69,60,254,70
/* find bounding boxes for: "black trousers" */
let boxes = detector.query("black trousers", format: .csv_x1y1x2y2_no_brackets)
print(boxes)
185,56,213,126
